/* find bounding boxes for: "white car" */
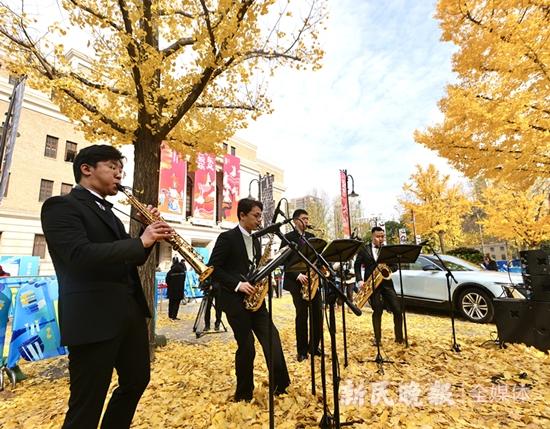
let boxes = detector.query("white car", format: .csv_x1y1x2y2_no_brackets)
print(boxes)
390,254,525,323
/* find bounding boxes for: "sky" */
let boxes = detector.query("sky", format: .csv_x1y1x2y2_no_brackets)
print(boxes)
238,0,463,220
12,0,465,221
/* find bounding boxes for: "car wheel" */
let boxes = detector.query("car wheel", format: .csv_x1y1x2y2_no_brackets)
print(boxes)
457,287,494,323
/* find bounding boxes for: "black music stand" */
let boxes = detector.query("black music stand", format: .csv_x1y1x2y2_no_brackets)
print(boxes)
286,237,327,397
322,239,363,368
377,245,422,349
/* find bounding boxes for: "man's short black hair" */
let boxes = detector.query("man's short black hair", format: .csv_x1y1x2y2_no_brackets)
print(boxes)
237,198,263,219
371,226,384,234
73,145,125,183
292,209,308,219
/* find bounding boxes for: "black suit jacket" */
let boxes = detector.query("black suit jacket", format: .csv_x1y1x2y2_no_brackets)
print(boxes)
208,226,261,295
41,187,152,346
354,242,397,283
282,230,314,294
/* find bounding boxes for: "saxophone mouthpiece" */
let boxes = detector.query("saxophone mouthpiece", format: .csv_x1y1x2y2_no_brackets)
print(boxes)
116,184,126,192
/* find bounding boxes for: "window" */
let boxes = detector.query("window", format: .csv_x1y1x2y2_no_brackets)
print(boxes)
32,234,47,259
39,179,54,202
230,146,236,156
500,246,505,251
65,141,77,162
44,135,58,158
61,182,73,195
489,247,494,252
223,143,228,152
501,254,506,260
8,74,18,85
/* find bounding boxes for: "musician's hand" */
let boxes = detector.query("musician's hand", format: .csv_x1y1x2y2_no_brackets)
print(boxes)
297,273,308,285
237,282,256,296
358,281,364,288
135,204,160,224
140,221,174,248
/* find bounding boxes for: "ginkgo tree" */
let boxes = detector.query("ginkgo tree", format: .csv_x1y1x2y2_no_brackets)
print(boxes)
0,0,325,341
399,164,471,253
415,1,549,188
478,185,550,250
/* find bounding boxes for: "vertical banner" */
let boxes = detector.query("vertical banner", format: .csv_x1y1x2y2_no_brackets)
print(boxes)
399,228,408,244
222,154,240,222
192,153,216,225
6,277,66,368
260,174,275,225
340,170,351,238
158,142,187,221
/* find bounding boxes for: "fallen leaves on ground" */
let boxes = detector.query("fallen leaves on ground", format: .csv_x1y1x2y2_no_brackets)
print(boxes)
1,296,549,428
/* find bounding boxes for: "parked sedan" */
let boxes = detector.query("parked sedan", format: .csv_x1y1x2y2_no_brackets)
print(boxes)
390,254,525,323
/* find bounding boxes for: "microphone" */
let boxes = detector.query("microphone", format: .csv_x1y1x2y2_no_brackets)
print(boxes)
271,199,282,225
250,218,294,239
417,239,429,246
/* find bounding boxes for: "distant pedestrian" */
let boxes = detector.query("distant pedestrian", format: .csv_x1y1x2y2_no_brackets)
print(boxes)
483,253,498,271
166,259,187,320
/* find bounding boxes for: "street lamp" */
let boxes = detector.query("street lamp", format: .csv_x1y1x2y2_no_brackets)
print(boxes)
247,176,261,200
342,169,359,238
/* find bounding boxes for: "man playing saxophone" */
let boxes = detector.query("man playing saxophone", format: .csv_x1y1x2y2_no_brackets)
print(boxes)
354,226,403,345
208,198,290,402
282,209,323,362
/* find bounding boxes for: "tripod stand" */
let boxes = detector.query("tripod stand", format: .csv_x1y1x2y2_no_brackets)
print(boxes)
192,284,227,338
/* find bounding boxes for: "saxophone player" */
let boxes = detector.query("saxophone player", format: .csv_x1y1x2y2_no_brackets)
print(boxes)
282,209,323,362
208,198,290,402
354,226,404,345
41,145,173,429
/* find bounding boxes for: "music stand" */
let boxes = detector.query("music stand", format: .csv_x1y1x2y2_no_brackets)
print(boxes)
322,239,363,367
286,237,327,397
378,245,422,348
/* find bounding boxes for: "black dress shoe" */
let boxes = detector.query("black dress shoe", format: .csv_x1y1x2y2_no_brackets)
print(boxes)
234,395,252,403
214,322,221,331
395,338,404,344
297,354,308,362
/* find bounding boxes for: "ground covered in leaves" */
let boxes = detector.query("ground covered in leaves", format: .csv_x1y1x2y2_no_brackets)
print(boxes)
1,295,549,428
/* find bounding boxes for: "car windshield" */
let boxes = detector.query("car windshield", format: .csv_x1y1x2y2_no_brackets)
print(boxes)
427,255,481,272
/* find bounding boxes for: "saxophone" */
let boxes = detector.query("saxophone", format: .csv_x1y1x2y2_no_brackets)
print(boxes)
354,263,392,308
117,185,214,282
244,234,275,312
300,266,328,300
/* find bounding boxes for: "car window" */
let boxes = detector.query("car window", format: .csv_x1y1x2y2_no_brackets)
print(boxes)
427,255,476,271
418,256,439,271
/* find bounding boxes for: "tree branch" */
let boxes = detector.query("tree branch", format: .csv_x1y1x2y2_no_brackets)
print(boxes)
195,103,257,111
161,36,195,57
67,0,123,32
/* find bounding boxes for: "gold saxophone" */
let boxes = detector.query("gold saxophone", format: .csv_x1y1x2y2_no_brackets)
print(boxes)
244,234,275,312
354,263,392,308
117,185,214,282
300,266,329,300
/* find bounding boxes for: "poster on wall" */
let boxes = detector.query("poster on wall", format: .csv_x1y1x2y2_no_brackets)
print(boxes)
192,153,216,226
260,174,275,225
0,256,40,276
6,277,66,368
340,170,351,238
222,154,240,223
158,142,187,222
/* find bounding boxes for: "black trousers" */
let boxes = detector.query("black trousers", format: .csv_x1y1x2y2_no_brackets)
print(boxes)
370,280,403,342
62,296,150,429
290,288,322,356
220,289,290,400
168,299,182,319
204,288,222,326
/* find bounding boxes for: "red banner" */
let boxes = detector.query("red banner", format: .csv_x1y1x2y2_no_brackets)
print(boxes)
340,170,351,238
158,142,186,221
222,154,240,222
192,153,216,224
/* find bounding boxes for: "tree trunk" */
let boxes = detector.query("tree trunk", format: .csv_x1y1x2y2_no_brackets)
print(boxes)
131,131,162,356
438,231,446,253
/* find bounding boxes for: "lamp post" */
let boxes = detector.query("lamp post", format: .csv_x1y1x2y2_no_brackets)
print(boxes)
342,170,359,238
247,175,261,201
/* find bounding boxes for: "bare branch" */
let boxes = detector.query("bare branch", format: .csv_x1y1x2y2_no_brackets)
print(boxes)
195,103,257,111
158,9,194,19
199,0,217,57
161,36,195,57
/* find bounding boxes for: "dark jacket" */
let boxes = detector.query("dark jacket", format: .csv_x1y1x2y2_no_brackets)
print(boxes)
41,186,152,346
166,262,187,300
208,226,261,295
282,230,314,294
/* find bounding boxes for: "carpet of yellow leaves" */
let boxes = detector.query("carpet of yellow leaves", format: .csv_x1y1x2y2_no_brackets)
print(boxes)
1,295,550,428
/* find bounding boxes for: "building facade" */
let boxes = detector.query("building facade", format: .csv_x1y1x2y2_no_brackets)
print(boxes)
0,61,285,275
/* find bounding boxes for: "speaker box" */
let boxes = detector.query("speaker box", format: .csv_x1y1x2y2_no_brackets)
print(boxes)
524,274,550,302
520,249,550,276
493,299,550,352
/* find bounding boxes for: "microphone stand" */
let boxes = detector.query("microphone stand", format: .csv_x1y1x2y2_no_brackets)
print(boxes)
425,243,460,353
277,231,361,428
